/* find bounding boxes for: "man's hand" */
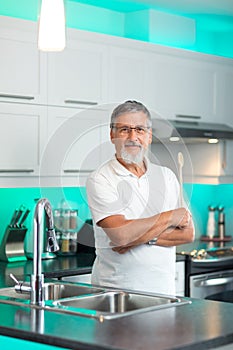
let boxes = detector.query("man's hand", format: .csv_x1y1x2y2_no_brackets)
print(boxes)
112,209,194,254
168,208,192,229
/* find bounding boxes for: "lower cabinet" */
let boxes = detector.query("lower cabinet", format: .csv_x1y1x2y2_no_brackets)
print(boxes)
175,261,185,296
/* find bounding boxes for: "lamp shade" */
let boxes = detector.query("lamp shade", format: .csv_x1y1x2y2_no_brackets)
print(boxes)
38,0,66,51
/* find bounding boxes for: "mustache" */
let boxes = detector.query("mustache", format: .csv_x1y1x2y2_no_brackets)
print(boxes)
124,141,142,148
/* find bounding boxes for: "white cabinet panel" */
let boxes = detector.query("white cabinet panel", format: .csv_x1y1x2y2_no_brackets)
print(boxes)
175,261,185,296
0,17,46,104
221,70,233,127
0,103,46,176
47,38,108,107
108,47,147,103
146,53,217,121
43,107,110,182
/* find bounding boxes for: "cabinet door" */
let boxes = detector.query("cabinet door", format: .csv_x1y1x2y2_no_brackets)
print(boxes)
145,52,218,122
220,67,233,127
0,103,46,177
43,107,110,184
0,17,46,104
108,46,147,102
47,36,108,107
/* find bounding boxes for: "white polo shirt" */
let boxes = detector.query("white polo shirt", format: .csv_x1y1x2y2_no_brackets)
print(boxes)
86,157,180,295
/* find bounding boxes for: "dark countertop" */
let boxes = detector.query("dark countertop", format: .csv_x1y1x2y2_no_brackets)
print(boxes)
0,294,233,350
0,244,233,349
0,250,187,290
176,239,233,255
0,253,95,288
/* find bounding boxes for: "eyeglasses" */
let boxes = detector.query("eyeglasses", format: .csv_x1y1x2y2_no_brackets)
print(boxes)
112,125,150,136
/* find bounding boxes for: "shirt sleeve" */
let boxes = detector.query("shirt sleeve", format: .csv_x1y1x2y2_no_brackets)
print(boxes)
86,172,126,224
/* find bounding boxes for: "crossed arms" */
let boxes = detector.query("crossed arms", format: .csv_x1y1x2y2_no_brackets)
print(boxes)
97,208,195,254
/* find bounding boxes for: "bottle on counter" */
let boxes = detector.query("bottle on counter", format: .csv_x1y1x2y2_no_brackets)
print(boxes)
62,210,71,231
61,232,70,253
206,206,216,239
217,206,225,240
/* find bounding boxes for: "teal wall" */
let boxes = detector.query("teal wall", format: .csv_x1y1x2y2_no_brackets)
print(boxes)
0,187,91,250
0,0,233,58
184,184,233,239
0,184,232,249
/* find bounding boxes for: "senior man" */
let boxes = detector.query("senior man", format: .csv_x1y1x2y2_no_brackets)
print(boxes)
86,100,194,295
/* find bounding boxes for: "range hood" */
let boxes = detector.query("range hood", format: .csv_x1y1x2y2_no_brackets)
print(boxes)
152,118,233,144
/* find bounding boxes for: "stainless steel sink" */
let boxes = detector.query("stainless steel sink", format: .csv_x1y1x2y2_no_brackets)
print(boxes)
0,282,190,320
52,290,190,320
0,282,104,301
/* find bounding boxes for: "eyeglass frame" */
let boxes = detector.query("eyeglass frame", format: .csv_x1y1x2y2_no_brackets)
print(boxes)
110,124,151,135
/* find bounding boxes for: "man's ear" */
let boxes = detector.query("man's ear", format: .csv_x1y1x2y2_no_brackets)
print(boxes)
110,128,115,144
148,129,152,144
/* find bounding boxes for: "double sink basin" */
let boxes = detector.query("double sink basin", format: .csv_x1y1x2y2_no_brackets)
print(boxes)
0,281,190,321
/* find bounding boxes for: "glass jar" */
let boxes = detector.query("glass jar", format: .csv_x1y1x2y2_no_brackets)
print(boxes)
62,210,71,231
61,232,70,253
70,210,78,230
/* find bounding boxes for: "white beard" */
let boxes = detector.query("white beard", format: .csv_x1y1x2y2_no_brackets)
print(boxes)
120,143,146,165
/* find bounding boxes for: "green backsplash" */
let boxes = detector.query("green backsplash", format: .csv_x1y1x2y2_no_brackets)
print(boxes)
0,184,232,246
184,184,233,238
0,187,91,245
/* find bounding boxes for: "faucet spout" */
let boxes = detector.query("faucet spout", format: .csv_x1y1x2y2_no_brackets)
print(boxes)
31,198,59,306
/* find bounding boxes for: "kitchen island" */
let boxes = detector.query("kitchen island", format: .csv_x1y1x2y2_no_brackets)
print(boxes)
0,289,233,350
0,248,232,349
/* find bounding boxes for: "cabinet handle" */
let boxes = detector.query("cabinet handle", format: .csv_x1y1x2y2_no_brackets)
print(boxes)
0,169,34,173
175,114,201,120
64,99,98,106
198,276,233,287
63,169,93,173
0,93,35,100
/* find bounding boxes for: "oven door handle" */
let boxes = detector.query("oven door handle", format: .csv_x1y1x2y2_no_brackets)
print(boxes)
198,276,233,287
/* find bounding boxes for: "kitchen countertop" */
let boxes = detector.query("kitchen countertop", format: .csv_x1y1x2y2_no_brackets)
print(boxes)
0,253,95,289
0,244,233,349
176,239,233,255
0,290,233,349
0,251,187,290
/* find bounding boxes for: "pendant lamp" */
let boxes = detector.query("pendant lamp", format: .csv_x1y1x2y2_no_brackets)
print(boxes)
38,0,66,51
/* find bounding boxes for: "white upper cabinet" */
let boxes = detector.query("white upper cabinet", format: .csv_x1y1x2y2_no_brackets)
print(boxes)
0,103,46,178
41,106,111,186
47,31,108,107
0,17,46,104
145,49,222,122
108,46,147,103
218,65,233,127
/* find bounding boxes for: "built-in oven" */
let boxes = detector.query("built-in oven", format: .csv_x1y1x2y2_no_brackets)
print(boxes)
190,269,233,302
181,246,233,302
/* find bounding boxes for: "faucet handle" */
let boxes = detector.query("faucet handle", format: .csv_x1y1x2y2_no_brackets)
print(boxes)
10,273,31,294
47,228,59,253
10,273,20,285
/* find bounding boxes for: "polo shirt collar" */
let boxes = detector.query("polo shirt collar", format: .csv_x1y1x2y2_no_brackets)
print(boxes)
110,156,151,177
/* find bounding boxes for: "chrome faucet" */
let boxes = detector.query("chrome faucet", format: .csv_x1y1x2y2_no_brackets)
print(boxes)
30,198,59,306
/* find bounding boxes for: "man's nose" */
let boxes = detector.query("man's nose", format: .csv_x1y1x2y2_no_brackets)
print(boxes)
127,128,138,140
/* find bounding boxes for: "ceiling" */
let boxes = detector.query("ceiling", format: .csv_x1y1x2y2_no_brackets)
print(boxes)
70,0,233,17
